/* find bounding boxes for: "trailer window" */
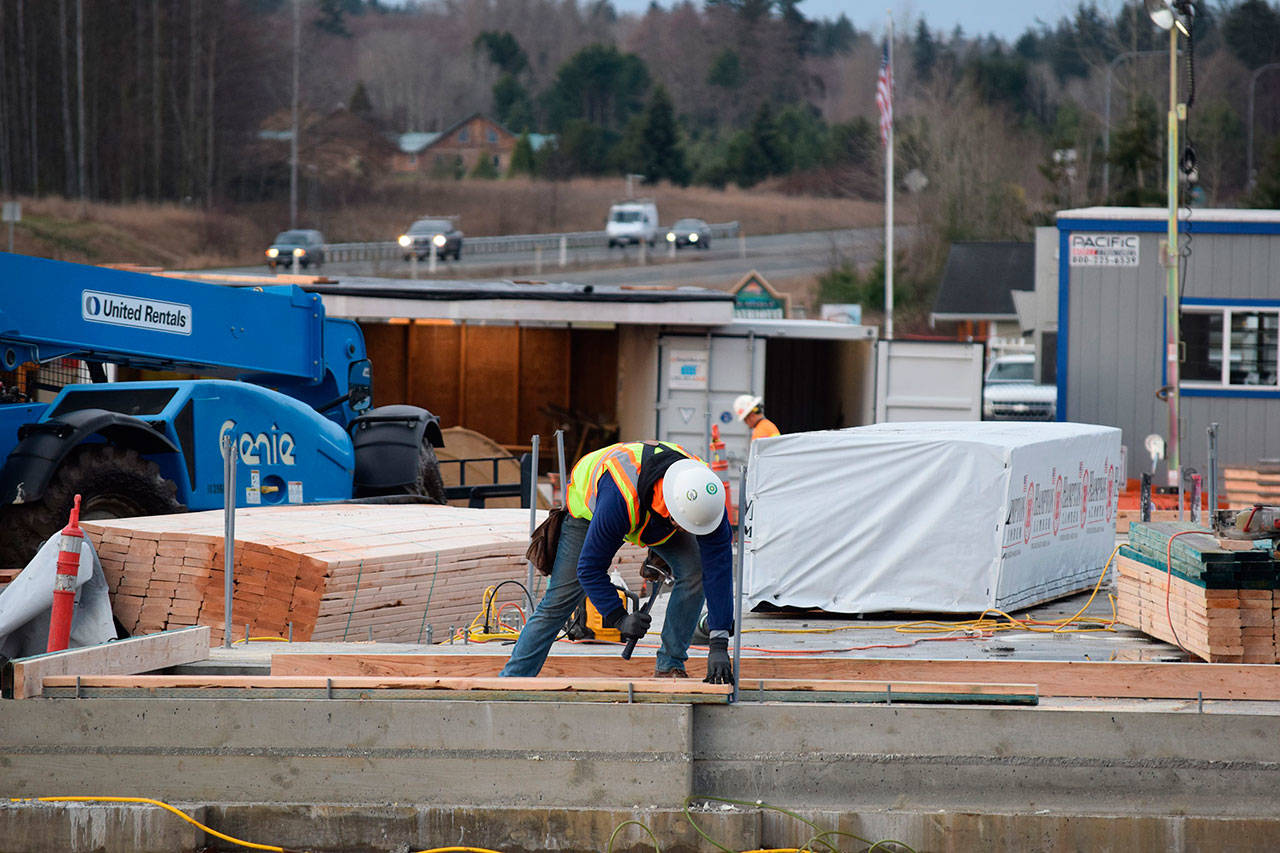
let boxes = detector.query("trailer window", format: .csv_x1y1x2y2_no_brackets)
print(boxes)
1180,306,1279,389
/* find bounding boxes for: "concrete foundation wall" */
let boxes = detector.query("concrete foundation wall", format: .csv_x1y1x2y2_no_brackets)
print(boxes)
6,697,1280,851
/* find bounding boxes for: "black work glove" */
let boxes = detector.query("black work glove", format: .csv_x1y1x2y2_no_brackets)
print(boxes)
614,611,652,642
704,637,734,685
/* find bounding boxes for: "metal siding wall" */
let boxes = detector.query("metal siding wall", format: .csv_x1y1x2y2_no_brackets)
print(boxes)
1067,226,1280,480
1066,232,1165,479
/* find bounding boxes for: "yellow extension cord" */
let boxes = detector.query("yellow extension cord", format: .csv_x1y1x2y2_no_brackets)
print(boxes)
8,796,503,853
11,796,846,853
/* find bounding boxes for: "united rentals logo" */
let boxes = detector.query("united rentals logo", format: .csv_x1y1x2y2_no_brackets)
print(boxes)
82,289,192,335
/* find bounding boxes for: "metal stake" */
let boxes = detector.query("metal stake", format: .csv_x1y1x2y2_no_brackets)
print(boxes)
428,242,438,274
410,252,418,280
534,245,543,275
730,464,747,703
1140,473,1152,523
555,429,567,506
222,435,236,649
426,625,434,645
1207,423,1219,521
288,622,293,643
526,434,540,596
559,235,567,268
1190,474,1202,526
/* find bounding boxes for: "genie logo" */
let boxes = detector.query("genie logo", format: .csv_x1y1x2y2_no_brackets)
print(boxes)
82,289,192,336
220,419,297,466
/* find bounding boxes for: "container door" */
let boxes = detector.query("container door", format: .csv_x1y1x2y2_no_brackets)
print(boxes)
656,333,763,466
875,340,983,422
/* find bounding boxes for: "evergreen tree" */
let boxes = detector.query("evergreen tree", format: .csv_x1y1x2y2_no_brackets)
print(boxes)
471,155,500,179
316,0,362,37
1223,0,1280,69
542,45,650,132
349,82,374,118
493,75,535,132
1109,95,1163,205
636,85,688,185
707,49,744,90
473,31,529,76
508,133,537,177
913,20,938,81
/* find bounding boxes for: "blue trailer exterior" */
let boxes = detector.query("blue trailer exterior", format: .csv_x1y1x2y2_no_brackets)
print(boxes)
1056,207,1280,481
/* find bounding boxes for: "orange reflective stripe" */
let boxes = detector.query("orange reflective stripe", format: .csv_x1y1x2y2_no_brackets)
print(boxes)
603,456,640,531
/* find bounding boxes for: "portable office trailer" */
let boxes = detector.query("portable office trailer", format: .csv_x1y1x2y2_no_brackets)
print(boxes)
1054,207,1280,481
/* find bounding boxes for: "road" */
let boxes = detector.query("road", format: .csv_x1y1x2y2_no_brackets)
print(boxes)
219,227,912,291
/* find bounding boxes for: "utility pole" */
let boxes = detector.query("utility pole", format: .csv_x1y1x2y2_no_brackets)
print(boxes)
289,0,300,229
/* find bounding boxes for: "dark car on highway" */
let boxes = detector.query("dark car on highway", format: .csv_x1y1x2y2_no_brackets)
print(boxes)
399,218,463,261
665,218,711,250
265,229,325,271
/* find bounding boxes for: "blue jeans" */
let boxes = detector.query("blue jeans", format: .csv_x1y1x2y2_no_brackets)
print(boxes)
500,515,707,676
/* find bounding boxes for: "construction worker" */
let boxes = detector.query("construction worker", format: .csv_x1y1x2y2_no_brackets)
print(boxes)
732,394,780,441
500,441,735,683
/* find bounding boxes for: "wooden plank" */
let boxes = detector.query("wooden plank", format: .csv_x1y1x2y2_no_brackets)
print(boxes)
39,673,733,696
271,654,1280,701
2,627,211,699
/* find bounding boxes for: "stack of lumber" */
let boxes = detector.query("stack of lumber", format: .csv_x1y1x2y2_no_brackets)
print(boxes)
85,505,648,646
1116,522,1280,662
1223,463,1280,507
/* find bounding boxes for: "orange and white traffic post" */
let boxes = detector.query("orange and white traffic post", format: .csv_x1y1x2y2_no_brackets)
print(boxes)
46,494,84,653
709,425,735,525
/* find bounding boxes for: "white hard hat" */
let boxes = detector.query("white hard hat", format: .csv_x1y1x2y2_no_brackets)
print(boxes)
732,394,762,422
661,459,726,535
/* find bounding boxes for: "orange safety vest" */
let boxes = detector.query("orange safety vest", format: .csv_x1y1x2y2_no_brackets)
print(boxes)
566,441,698,546
751,418,780,441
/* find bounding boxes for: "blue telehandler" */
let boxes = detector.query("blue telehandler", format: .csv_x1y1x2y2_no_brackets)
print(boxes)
0,253,445,566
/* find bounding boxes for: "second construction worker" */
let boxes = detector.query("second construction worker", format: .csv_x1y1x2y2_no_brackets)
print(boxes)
732,394,781,441
500,441,735,683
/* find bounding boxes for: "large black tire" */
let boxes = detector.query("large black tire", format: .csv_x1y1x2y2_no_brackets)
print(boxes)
410,441,447,504
0,445,184,568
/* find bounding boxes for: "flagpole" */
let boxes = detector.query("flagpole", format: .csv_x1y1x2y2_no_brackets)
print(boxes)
884,11,894,341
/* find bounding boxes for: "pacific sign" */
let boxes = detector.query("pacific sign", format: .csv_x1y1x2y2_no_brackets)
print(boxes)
1068,233,1140,268
82,289,192,335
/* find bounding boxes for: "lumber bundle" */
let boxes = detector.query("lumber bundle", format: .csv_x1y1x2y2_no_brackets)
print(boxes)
83,505,648,646
1222,464,1280,507
1116,522,1280,662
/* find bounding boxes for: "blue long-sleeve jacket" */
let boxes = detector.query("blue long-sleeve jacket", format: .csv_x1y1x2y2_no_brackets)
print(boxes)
576,473,734,634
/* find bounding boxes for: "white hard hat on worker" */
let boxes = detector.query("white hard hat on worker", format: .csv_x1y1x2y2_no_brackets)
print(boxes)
661,458,725,535
732,394,762,422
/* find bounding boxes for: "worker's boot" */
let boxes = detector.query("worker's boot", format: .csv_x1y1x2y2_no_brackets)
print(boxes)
654,666,688,678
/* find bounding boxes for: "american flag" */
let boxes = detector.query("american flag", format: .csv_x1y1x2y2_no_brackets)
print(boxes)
875,40,893,146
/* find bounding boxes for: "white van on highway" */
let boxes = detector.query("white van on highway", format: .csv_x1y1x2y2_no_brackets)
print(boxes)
606,200,659,248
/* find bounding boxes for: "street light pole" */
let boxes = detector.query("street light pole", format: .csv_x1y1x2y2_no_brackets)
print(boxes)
289,0,300,230
1247,62,1280,192
1103,49,1170,202
1163,22,1182,488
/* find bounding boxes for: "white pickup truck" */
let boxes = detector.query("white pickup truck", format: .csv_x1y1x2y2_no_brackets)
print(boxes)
982,353,1057,421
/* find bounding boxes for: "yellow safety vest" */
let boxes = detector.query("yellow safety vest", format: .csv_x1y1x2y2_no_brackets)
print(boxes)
566,441,696,546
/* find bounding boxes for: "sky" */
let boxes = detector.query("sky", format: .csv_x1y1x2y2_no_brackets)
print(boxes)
612,0,1083,42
